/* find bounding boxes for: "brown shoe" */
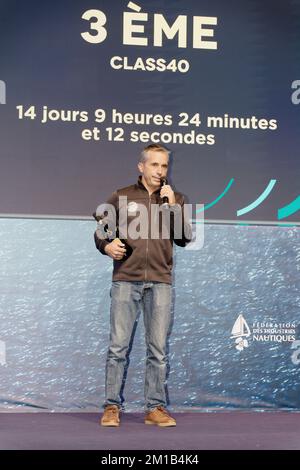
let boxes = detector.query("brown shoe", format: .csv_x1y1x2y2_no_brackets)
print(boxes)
101,405,120,427
145,406,176,427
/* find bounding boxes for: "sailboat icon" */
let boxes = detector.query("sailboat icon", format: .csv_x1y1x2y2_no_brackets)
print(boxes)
231,314,251,339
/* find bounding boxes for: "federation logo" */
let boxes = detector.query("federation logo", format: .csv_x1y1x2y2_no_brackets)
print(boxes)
231,314,251,351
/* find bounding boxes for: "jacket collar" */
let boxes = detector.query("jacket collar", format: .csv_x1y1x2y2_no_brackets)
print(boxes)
137,175,161,195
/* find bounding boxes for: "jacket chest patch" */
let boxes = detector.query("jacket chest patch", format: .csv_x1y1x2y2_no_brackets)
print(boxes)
127,201,139,214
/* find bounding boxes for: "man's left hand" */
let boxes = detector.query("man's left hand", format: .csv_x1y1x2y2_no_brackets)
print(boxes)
160,185,176,205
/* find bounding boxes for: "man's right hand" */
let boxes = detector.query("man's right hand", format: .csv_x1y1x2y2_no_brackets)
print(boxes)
104,238,127,260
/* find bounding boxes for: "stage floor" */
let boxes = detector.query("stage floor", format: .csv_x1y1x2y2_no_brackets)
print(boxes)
0,412,299,450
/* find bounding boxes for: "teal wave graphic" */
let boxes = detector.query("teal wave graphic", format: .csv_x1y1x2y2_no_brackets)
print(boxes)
196,178,234,213
237,180,277,217
278,195,300,220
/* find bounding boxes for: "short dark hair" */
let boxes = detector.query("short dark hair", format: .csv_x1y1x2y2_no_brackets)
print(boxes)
140,144,170,163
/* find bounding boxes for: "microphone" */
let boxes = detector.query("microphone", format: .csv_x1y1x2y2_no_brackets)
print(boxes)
160,178,169,207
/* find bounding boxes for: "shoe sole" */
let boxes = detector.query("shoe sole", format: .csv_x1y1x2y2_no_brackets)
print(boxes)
145,420,176,427
101,422,120,427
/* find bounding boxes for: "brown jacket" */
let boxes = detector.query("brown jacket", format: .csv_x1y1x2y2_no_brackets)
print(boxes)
94,177,192,284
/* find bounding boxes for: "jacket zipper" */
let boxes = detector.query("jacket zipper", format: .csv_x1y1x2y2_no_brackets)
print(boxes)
144,194,151,281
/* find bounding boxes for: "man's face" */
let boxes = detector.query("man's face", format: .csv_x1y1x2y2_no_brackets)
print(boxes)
138,150,169,191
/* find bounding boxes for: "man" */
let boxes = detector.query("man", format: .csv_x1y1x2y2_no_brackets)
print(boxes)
94,144,192,427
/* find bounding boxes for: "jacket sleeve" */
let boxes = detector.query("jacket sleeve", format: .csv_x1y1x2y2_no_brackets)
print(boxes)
172,195,193,247
93,191,118,256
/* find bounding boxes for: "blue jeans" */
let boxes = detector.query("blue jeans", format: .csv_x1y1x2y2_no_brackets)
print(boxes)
104,281,173,411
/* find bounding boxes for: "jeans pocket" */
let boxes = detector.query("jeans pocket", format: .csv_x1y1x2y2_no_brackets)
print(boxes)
154,284,172,307
111,281,132,302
